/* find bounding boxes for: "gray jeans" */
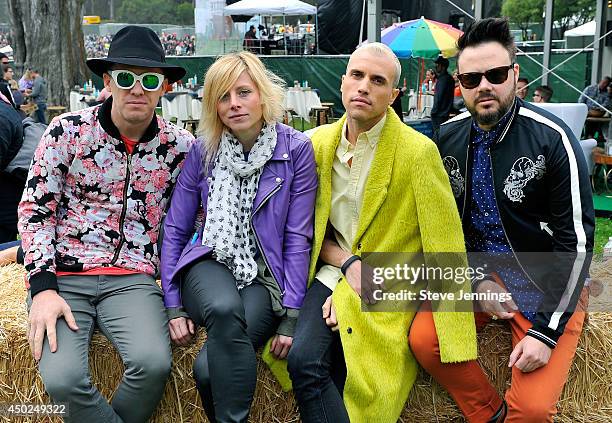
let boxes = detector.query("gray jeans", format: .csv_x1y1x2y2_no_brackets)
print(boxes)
27,274,172,423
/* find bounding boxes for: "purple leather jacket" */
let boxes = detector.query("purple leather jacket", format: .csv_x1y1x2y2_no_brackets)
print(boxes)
161,123,317,310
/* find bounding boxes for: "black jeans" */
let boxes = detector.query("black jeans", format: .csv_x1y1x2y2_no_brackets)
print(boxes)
287,280,349,423
182,259,278,423
0,224,18,244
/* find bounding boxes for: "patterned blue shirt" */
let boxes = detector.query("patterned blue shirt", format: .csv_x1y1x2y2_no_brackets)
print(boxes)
465,109,542,321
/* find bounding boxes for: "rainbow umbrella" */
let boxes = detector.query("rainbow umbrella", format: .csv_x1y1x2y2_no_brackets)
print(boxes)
381,17,463,59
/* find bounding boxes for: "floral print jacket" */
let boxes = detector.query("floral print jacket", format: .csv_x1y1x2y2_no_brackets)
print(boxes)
18,98,194,296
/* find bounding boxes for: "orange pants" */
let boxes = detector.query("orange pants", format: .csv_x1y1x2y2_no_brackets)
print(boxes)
409,304,586,422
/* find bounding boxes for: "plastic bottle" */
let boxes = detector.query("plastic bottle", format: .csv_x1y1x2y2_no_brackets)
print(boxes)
88,79,93,90
604,237,612,258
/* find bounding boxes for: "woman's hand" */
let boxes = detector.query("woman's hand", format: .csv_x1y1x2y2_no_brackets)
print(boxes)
169,317,195,346
270,334,293,359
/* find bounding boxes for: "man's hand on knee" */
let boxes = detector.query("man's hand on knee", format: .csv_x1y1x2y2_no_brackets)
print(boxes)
27,290,78,361
476,279,517,319
508,336,552,373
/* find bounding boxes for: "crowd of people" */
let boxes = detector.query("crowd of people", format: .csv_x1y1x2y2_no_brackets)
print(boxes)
85,32,196,58
0,18,597,423
0,54,48,125
160,32,196,56
84,34,113,58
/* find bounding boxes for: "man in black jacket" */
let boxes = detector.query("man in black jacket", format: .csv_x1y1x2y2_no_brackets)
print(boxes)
0,93,24,242
409,18,594,422
430,56,454,138
0,64,16,109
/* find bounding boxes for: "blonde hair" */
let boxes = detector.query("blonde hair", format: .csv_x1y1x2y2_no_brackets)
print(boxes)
353,42,401,87
199,51,286,166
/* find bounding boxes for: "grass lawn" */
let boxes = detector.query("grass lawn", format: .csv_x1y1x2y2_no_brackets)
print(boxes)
595,217,612,255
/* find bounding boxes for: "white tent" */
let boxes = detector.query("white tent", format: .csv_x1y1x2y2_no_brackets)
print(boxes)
224,0,318,55
223,0,316,16
565,21,595,37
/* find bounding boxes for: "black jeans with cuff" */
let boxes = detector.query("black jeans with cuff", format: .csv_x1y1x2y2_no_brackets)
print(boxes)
287,280,349,423
182,258,278,423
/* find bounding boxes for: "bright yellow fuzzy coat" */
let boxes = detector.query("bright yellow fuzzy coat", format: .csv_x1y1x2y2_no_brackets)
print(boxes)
264,109,477,422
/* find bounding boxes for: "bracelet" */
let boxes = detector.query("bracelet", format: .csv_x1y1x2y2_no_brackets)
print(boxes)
341,255,361,275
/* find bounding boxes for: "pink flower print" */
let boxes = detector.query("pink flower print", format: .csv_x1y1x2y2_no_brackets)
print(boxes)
133,178,149,193
94,148,114,169
31,164,42,177
151,170,169,190
139,154,161,172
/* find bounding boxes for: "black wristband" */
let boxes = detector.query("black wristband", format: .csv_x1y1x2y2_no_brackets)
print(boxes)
341,255,361,275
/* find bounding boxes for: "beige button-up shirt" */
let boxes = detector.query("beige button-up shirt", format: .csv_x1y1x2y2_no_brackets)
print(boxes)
313,114,387,291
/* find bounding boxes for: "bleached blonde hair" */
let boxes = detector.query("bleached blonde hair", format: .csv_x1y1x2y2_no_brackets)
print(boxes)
198,51,286,166
352,42,401,87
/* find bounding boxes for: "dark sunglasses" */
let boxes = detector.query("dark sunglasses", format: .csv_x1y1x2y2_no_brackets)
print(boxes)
457,64,515,89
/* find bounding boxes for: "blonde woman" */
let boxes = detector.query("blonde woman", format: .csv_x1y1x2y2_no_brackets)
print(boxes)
18,68,33,92
161,51,317,422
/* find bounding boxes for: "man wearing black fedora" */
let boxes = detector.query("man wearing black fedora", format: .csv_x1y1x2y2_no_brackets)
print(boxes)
18,26,195,422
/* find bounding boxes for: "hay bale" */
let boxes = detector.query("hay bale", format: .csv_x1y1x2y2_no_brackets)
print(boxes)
0,264,298,423
1,262,610,423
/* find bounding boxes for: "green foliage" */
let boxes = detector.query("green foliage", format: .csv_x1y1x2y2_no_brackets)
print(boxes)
117,0,194,25
176,3,195,26
501,0,544,39
595,217,612,255
554,0,596,34
501,0,596,38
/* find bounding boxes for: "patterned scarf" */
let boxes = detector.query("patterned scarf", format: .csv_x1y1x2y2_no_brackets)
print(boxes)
202,122,277,287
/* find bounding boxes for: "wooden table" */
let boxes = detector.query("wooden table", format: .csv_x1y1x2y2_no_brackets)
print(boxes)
182,119,199,135
586,116,612,123
20,102,38,117
310,106,330,127
285,88,322,120
592,150,612,192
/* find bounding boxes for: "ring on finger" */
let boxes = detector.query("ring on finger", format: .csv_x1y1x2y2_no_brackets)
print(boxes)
491,314,499,320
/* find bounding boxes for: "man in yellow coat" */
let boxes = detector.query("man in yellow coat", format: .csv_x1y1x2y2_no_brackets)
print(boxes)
286,42,478,423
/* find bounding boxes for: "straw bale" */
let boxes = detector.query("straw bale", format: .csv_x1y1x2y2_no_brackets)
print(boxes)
1,262,610,422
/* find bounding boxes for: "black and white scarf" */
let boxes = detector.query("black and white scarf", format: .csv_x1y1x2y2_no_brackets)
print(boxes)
202,123,277,287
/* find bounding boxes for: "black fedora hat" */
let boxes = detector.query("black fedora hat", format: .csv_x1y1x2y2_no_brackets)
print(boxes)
87,25,186,83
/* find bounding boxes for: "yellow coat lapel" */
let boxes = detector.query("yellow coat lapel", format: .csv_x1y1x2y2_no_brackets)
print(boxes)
353,108,399,247
308,118,343,283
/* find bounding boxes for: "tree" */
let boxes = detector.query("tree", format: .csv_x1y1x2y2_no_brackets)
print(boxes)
7,0,89,107
117,0,195,25
176,3,195,26
503,0,596,39
0,2,9,23
554,0,596,36
501,0,544,41
117,0,175,25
